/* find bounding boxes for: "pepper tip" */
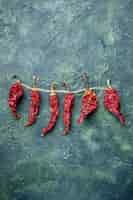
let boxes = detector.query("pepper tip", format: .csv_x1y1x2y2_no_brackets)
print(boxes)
61,132,67,136
14,113,21,120
41,133,46,137
24,122,32,127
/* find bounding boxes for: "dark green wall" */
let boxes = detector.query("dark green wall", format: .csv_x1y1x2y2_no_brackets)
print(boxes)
0,0,133,200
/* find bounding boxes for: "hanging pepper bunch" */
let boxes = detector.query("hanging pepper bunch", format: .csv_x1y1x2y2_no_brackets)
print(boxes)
8,76,126,137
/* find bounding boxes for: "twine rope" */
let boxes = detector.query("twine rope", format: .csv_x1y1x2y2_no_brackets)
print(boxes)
21,83,105,94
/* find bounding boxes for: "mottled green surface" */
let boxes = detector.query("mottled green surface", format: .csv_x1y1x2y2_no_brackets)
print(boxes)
0,0,133,200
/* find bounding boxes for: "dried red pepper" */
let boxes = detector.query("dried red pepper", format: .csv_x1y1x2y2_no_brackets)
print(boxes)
77,89,97,124
8,80,24,119
25,76,40,126
41,83,59,136
62,92,75,135
103,83,125,125
24,89,40,126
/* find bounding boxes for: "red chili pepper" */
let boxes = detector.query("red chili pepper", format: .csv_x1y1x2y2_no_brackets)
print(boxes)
24,89,40,126
62,92,75,135
8,80,24,119
77,89,97,124
41,83,59,136
103,86,125,125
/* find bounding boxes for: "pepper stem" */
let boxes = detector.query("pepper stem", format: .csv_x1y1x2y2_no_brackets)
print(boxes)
62,81,70,91
12,74,21,83
32,75,39,88
81,72,89,88
50,82,56,96
107,79,112,88
16,80,21,83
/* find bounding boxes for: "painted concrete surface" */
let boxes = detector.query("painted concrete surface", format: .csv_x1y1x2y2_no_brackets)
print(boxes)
0,0,133,199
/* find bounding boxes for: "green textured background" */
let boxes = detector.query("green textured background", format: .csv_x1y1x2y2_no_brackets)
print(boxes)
0,0,133,200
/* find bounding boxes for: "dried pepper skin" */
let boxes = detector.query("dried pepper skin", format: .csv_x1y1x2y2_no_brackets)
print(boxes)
41,85,59,136
8,81,24,119
77,89,97,124
25,89,40,126
62,92,75,135
103,87,125,125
